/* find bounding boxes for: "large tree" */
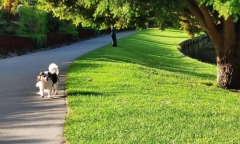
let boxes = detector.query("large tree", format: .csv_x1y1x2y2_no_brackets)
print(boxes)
40,0,240,89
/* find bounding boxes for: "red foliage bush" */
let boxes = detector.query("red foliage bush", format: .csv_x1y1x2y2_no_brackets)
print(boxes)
78,29,96,39
0,35,33,56
46,33,73,48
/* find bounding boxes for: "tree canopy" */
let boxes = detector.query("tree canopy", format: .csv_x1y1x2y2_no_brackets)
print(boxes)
38,0,240,30
38,0,183,30
199,0,240,21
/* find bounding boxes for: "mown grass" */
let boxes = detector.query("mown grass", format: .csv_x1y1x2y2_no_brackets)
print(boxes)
64,28,240,143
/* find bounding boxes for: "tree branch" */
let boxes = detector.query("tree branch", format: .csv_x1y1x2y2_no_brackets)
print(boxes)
196,0,219,36
185,0,222,55
184,0,207,29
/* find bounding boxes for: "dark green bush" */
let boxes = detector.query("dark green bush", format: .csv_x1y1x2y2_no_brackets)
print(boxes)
18,7,47,34
57,21,78,42
16,7,47,48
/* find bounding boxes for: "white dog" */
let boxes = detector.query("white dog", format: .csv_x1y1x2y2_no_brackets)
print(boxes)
36,63,59,98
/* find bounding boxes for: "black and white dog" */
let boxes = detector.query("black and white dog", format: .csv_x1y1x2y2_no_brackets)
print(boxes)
36,63,59,98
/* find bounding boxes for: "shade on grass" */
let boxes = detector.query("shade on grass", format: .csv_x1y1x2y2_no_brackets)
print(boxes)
64,28,240,143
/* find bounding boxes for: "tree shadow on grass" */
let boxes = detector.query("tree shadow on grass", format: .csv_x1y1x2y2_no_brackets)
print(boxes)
139,28,189,39
67,90,124,97
128,38,179,47
67,91,103,97
137,34,189,39
81,40,216,80
69,61,102,69
87,56,215,79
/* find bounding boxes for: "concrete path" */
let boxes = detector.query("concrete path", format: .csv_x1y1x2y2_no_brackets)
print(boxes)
0,31,135,144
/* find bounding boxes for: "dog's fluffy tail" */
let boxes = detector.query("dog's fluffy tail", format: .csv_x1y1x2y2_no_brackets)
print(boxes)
49,63,59,75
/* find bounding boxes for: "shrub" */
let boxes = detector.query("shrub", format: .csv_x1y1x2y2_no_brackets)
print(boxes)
57,21,78,42
17,6,47,48
0,9,20,35
18,7,47,34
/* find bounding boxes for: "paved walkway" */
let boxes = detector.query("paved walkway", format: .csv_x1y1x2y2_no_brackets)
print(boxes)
0,31,135,144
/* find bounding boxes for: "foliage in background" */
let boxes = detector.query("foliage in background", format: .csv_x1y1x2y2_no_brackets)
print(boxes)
179,11,202,38
2,0,19,14
16,6,47,48
0,10,7,34
38,0,184,30
0,0,80,52
57,21,78,41
0,0,20,35
46,12,60,33
17,6,47,34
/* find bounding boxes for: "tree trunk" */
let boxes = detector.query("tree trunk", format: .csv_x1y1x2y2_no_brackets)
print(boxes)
217,56,240,89
185,0,240,89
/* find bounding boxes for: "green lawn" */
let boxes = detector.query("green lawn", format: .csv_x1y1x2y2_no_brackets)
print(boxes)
64,28,240,143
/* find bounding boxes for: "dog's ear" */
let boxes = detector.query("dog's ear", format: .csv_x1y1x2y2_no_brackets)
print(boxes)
37,72,44,81
36,76,40,81
39,72,45,76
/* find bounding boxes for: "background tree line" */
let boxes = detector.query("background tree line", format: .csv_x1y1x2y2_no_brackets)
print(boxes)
0,0,199,57
0,0,79,47
0,0,114,57
0,0,201,48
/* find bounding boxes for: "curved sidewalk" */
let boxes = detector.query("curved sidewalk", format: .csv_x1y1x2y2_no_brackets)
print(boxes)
0,31,135,144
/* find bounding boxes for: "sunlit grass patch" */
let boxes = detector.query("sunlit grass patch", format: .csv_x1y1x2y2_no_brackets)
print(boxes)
64,28,240,143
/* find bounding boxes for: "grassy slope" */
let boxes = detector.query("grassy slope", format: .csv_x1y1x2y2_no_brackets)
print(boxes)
64,28,240,143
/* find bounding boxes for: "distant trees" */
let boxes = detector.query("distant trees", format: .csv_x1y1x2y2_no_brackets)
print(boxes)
2,0,19,14
0,0,77,36
0,0,79,52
